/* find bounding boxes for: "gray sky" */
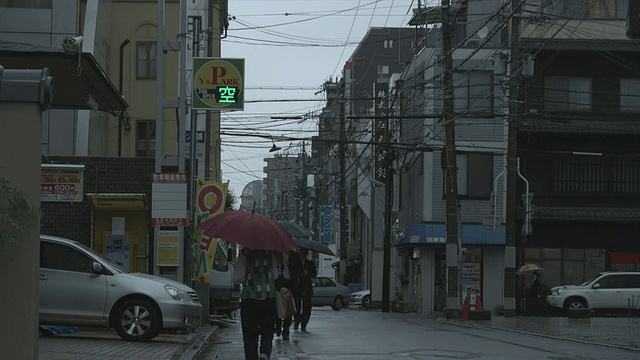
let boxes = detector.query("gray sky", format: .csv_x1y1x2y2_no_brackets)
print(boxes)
219,0,420,203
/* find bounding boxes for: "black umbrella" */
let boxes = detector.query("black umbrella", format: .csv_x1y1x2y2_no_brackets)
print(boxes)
277,221,314,239
294,237,336,257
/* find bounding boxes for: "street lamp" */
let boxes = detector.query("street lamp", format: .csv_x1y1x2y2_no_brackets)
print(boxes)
269,136,282,152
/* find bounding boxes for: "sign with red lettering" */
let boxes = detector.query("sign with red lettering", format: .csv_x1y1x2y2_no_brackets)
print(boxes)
193,57,244,110
41,166,84,202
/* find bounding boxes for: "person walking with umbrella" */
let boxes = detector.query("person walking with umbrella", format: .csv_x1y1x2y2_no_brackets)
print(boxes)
234,247,280,360
200,210,299,358
294,248,316,331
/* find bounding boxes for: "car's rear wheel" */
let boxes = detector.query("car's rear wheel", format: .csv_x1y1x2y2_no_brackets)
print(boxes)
331,296,344,311
362,295,371,309
114,298,162,342
564,297,588,315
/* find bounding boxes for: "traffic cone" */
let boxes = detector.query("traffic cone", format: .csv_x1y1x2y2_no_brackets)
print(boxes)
475,294,483,310
461,292,470,321
462,303,470,320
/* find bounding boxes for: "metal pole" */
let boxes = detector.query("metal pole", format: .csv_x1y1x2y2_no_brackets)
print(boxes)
176,0,188,283
154,0,165,277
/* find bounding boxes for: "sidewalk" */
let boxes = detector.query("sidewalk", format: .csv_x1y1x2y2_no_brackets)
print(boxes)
38,325,220,360
450,314,640,351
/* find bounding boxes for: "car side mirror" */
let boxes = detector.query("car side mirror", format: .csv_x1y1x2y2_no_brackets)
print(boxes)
593,283,600,289
92,262,104,274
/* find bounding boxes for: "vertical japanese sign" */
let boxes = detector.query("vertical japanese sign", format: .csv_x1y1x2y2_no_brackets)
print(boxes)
322,205,332,244
151,173,187,226
193,57,244,110
192,180,229,283
374,83,389,184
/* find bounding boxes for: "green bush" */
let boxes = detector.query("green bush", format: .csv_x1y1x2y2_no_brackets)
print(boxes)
0,178,39,257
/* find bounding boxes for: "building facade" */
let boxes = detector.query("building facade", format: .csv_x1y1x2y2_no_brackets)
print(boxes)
319,0,640,316
0,0,229,279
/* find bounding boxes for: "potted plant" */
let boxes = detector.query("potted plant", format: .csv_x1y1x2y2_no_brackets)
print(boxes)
391,291,408,312
495,304,505,316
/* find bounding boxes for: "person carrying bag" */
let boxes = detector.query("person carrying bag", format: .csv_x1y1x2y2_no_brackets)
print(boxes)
235,248,279,360
273,251,302,340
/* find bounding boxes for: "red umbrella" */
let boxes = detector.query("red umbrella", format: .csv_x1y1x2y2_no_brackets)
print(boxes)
199,210,296,252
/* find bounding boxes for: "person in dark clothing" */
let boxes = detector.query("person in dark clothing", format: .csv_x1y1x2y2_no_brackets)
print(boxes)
530,271,541,303
235,248,279,360
274,250,303,340
294,248,316,331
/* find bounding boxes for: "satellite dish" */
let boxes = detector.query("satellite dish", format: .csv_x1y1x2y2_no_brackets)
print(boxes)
478,26,489,39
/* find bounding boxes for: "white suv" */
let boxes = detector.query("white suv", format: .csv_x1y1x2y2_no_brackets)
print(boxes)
546,272,640,314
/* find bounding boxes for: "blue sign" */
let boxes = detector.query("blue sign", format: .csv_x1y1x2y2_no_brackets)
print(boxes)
323,206,332,244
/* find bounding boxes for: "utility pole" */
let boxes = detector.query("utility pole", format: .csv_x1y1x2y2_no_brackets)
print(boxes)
339,98,348,285
441,0,460,319
505,0,522,317
382,134,392,313
301,141,310,229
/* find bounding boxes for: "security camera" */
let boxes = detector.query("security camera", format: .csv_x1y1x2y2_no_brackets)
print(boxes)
62,36,84,55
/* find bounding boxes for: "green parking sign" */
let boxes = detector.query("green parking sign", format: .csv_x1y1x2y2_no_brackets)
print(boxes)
193,58,244,110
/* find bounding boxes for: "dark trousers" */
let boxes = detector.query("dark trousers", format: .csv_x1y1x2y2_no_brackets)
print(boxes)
294,291,312,328
240,298,277,360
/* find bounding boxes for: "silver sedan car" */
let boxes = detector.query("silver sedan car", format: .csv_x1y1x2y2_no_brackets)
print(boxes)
310,276,350,311
39,235,203,341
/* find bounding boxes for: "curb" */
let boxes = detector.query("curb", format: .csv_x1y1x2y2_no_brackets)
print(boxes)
176,325,220,360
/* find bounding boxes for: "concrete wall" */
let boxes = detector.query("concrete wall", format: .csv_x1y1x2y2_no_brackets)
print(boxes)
0,102,43,359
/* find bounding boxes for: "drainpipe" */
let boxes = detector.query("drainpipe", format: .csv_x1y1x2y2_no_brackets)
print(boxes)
118,38,130,157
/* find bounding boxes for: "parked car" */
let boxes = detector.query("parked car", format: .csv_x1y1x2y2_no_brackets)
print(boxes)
350,289,371,309
39,235,203,341
546,272,640,315
310,276,350,311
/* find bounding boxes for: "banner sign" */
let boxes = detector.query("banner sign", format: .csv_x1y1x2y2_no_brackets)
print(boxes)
322,205,332,244
193,57,245,110
192,180,229,283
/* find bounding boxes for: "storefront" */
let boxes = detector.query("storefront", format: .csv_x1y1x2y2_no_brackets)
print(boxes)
397,222,505,315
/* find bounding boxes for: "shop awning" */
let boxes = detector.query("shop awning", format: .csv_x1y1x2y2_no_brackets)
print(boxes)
88,193,146,210
397,223,505,247
0,40,128,113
